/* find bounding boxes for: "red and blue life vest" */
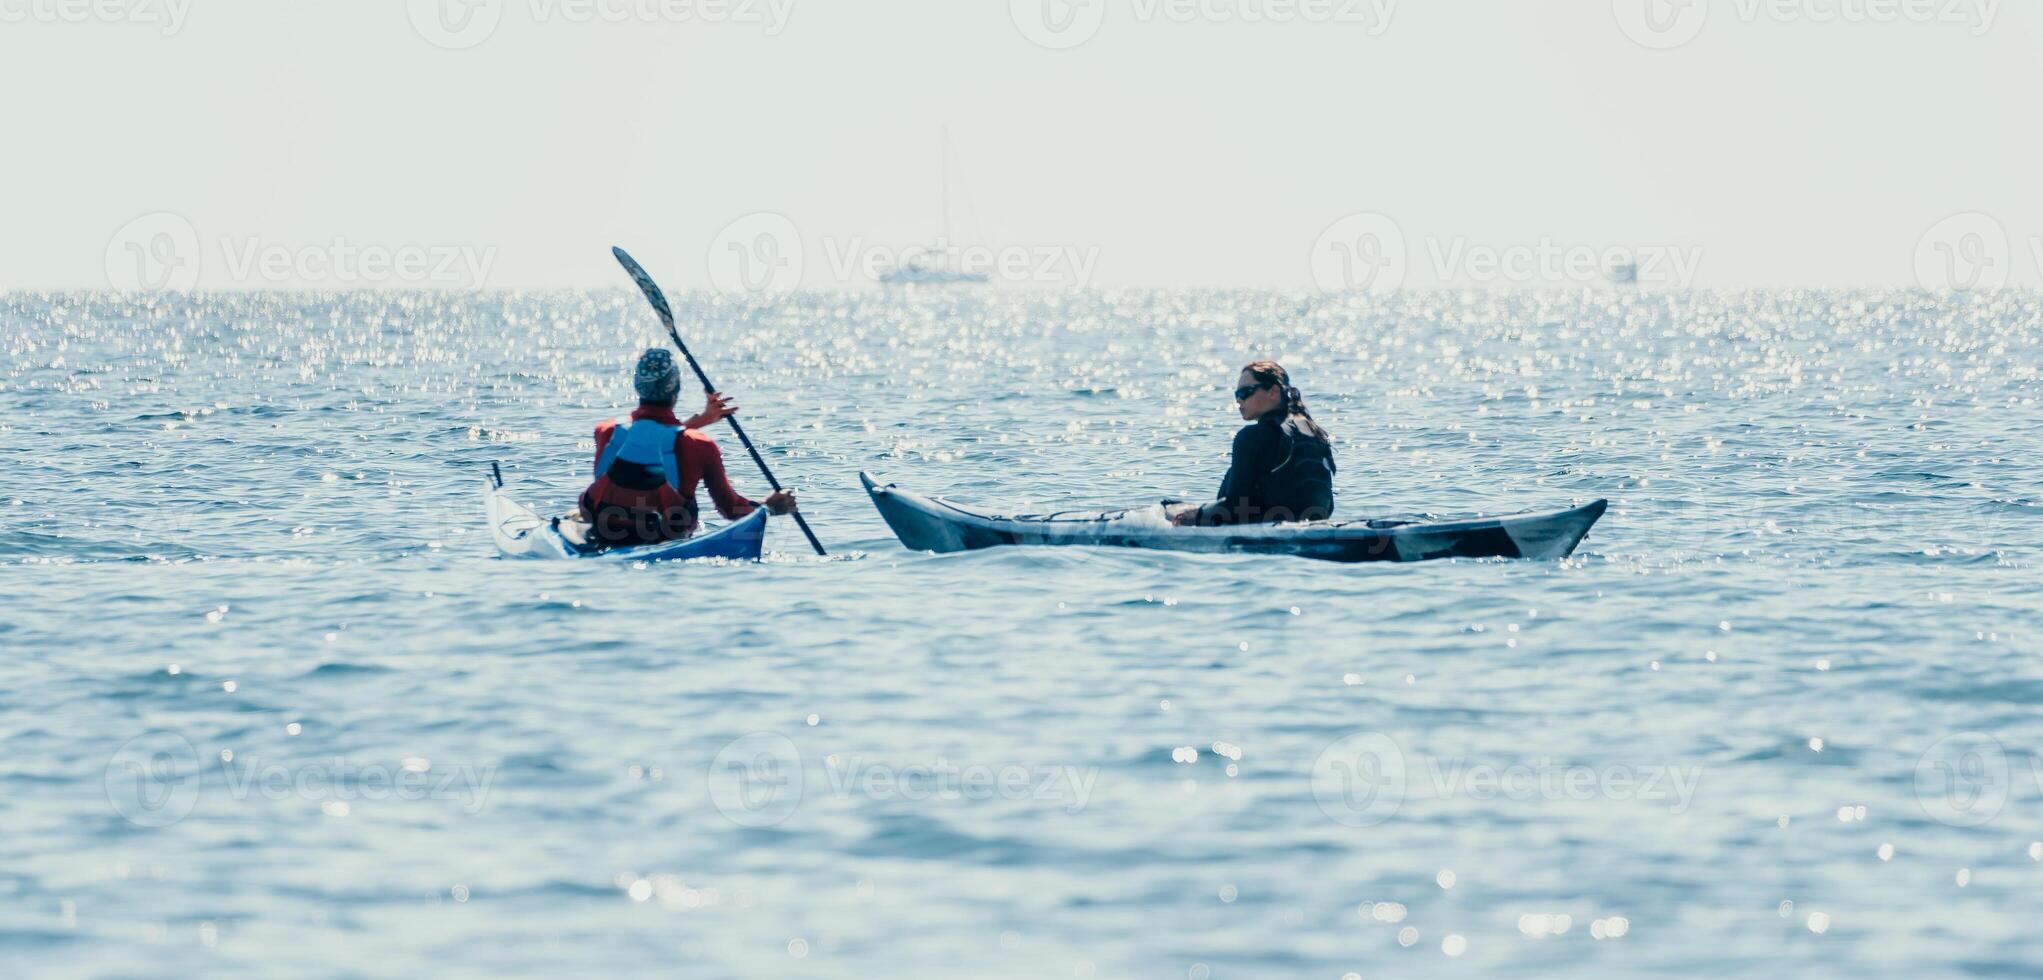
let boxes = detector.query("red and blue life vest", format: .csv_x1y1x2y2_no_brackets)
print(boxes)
580,416,693,544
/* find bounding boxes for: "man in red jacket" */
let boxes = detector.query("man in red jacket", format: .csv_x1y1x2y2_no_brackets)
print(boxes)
580,348,796,547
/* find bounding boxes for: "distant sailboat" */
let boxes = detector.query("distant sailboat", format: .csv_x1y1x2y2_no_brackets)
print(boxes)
879,126,990,286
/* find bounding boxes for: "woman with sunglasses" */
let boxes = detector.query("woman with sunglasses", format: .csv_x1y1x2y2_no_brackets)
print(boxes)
1171,360,1336,526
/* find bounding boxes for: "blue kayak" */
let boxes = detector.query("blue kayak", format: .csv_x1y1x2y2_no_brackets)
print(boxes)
485,469,767,562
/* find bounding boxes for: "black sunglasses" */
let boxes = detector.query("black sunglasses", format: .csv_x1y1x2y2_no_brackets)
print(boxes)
1234,382,1273,401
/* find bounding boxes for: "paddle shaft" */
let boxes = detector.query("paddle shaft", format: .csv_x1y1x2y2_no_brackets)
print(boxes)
611,247,827,556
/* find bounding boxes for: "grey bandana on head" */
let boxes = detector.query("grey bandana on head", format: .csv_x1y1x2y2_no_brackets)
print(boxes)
633,348,682,403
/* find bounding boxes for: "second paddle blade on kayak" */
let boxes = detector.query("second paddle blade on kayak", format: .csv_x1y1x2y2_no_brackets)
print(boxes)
859,472,1605,563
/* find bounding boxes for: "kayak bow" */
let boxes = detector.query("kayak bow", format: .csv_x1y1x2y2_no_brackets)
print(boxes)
860,472,1605,563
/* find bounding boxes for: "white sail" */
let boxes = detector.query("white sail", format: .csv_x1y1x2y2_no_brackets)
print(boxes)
880,125,990,286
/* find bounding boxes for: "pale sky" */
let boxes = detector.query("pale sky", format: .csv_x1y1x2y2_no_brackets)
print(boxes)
3,0,2040,290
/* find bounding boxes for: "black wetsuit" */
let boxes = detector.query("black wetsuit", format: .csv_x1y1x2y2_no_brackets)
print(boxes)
1190,411,1336,526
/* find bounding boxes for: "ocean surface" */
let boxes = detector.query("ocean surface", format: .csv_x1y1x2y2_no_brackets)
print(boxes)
1,288,2037,978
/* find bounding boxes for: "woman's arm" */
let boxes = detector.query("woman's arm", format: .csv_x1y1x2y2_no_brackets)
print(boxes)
1182,424,1273,526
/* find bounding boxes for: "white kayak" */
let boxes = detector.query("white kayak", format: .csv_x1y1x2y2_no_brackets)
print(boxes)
485,467,767,562
861,472,1605,563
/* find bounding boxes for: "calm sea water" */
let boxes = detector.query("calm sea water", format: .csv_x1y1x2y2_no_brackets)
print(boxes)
1,289,2037,978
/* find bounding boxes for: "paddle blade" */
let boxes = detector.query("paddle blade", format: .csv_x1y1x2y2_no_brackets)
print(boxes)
611,246,676,332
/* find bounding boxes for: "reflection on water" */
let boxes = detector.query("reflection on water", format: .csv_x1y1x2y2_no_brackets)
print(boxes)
0,289,2036,977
